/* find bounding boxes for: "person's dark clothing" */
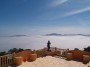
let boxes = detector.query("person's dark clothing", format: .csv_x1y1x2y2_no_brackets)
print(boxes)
47,41,51,51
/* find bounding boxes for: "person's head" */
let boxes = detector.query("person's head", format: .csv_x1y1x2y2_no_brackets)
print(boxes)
47,40,51,44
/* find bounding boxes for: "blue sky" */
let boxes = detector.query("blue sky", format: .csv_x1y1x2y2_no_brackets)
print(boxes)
0,0,90,36
0,0,90,51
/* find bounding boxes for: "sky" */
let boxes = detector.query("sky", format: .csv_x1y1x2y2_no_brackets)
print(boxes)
0,0,90,51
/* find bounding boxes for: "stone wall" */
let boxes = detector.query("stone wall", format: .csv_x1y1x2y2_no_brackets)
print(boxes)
68,50,90,62
14,50,32,62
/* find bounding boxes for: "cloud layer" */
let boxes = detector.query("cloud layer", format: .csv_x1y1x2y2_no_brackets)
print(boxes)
0,34,90,51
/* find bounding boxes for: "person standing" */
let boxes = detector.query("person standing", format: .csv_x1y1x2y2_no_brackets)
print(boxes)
47,40,51,51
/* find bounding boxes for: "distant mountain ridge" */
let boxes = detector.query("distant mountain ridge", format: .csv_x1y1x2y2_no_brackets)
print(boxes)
11,35,27,37
45,33,90,37
0,35,27,37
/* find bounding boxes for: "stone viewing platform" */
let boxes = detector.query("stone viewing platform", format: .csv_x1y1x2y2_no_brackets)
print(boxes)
0,48,90,67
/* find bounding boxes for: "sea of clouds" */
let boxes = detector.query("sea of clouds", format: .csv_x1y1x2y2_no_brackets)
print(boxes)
0,35,90,51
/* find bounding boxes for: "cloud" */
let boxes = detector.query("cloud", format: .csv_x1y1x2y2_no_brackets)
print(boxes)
45,33,90,37
49,0,68,7
63,6,90,17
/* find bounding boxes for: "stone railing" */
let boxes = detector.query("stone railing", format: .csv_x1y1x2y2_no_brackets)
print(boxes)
60,49,68,57
0,54,13,67
66,50,90,63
